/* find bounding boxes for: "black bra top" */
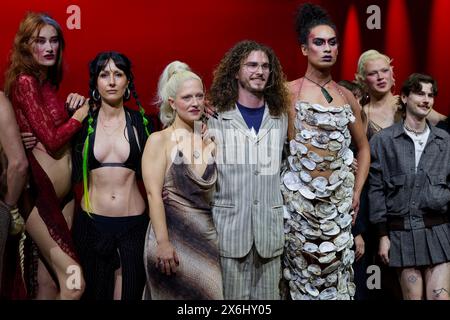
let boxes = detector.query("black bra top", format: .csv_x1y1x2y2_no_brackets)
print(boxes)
88,110,141,172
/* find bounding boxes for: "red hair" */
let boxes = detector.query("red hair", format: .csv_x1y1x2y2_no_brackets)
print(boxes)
4,12,65,95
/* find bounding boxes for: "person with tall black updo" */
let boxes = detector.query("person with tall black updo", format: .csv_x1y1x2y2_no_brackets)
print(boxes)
280,3,370,300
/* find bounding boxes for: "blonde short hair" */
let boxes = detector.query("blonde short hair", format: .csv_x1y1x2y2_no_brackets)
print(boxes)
355,49,393,89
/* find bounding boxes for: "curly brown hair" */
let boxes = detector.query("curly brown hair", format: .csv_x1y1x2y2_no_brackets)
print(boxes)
209,40,289,116
4,12,65,95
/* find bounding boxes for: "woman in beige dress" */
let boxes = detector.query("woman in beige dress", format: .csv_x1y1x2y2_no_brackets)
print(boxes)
142,61,223,300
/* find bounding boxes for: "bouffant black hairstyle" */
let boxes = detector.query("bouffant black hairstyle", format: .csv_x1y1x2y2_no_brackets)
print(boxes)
295,3,337,45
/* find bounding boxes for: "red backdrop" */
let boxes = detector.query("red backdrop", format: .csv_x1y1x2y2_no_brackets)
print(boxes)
1,0,449,118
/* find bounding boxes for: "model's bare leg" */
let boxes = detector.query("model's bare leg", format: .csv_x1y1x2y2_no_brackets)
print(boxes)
398,267,424,300
26,206,85,300
425,262,450,300
35,258,58,299
113,266,122,300
34,198,78,299
61,199,75,230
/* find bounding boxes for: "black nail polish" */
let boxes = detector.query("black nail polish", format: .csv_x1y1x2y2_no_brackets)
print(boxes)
213,112,219,119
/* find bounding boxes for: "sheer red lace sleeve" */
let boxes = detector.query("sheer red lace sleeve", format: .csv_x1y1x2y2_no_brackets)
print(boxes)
11,74,82,154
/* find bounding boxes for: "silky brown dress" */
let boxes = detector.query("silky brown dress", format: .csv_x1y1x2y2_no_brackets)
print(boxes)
143,150,223,300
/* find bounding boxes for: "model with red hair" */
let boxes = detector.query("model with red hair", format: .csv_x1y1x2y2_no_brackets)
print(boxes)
4,12,89,299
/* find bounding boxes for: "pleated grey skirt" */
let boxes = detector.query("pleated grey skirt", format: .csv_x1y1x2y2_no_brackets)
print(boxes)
389,222,450,267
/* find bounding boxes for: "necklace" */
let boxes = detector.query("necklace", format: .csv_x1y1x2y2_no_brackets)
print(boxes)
304,76,333,103
404,123,427,136
172,124,201,159
404,123,428,146
99,115,123,136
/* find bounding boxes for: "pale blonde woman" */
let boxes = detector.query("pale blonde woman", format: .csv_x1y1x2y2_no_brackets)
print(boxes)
355,49,446,139
142,61,222,299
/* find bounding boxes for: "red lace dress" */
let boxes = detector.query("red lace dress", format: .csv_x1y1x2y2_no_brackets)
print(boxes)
9,74,82,297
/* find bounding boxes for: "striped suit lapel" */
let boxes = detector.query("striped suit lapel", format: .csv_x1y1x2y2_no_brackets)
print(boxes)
222,107,255,141
256,106,279,143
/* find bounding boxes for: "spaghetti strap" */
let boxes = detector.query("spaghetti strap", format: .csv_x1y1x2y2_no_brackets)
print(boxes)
143,130,222,300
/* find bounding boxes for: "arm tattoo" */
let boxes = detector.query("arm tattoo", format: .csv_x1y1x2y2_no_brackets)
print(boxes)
407,275,417,283
433,288,449,298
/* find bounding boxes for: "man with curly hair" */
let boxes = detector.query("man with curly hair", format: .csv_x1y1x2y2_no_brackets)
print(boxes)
208,40,289,299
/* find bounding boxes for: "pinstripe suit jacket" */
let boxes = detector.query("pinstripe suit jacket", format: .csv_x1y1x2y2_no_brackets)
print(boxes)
208,105,288,258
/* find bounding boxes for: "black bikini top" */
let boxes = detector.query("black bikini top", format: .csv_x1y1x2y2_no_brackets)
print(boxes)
88,110,141,172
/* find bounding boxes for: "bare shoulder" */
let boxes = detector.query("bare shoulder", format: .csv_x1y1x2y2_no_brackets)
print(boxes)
147,130,164,144
0,91,13,106
337,85,355,101
287,78,304,112
287,78,303,95
0,92,15,120
337,84,360,110
145,129,171,152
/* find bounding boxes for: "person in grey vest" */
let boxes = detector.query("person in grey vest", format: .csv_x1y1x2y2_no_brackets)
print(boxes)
207,40,289,299
369,73,450,300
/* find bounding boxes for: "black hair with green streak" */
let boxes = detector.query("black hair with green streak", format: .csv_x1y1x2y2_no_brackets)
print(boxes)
82,51,150,214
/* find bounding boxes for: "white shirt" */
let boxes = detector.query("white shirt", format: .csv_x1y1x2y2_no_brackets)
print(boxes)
404,124,430,172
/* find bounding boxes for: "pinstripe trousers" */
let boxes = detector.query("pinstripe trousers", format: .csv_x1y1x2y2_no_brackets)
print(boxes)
220,245,281,300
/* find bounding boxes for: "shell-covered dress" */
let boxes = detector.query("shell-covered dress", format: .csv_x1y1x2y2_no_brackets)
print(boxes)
281,99,357,300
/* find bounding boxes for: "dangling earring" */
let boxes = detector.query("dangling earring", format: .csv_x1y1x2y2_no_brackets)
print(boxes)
92,89,101,102
124,87,131,100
